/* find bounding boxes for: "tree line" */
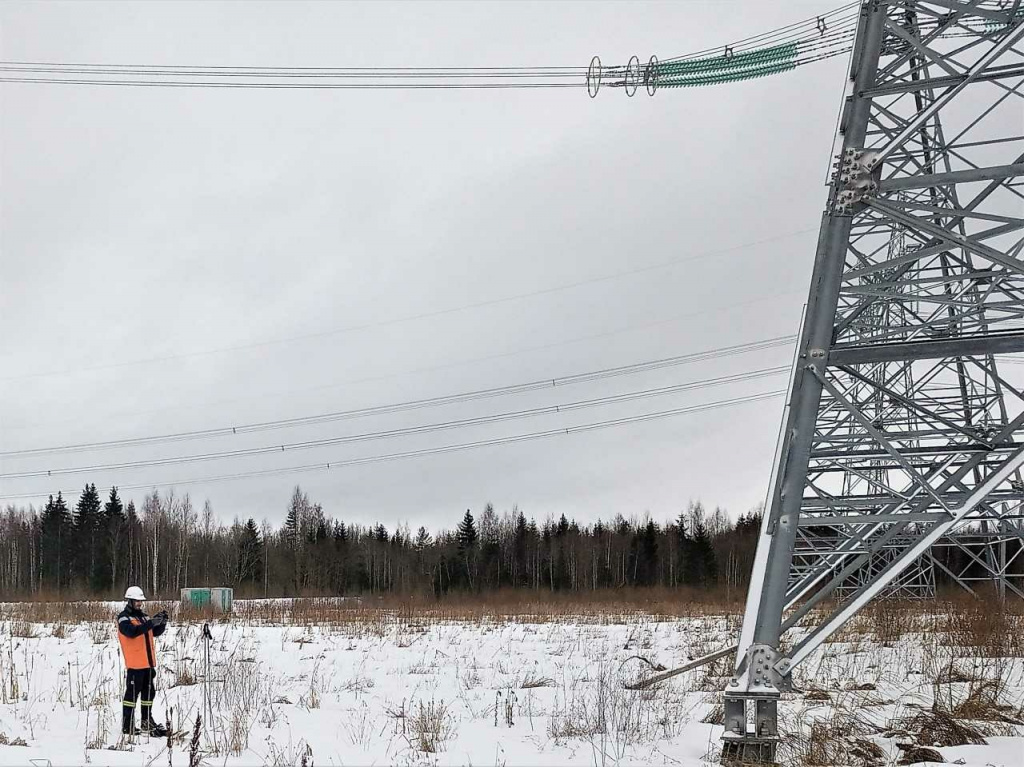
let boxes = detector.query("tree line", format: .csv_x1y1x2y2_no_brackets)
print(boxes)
2,484,1010,601
0,484,762,599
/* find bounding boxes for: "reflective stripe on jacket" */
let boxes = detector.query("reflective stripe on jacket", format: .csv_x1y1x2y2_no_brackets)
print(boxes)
117,614,157,669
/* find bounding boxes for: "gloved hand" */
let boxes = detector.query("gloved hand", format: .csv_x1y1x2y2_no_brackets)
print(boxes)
151,613,166,628
159,610,170,626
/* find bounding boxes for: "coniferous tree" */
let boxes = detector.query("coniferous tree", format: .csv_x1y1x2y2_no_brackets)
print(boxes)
591,518,608,589
686,502,718,587
75,483,103,590
553,514,571,589
479,503,501,588
125,500,140,586
236,518,263,585
333,520,348,544
638,518,659,586
40,492,71,592
457,509,478,588
103,486,126,592
676,510,693,586
457,510,478,548
330,520,349,592
512,511,528,588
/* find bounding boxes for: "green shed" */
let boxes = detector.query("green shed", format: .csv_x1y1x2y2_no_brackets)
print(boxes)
180,587,233,612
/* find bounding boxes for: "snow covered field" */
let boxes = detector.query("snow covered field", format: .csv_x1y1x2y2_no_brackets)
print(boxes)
0,599,1021,766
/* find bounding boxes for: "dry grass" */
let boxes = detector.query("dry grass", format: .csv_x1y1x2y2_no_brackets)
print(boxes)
408,699,454,753
783,707,885,767
171,665,198,688
87,621,110,644
804,725,885,767
896,744,943,765
949,679,1024,724
547,660,691,758
2,588,743,630
890,708,989,747
0,599,177,625
7,620,36,638
866,599,906,645
520,674,555,689
226,706,248,756
938,600,1024,657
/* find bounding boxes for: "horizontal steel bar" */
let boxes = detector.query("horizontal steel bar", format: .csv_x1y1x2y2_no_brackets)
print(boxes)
798,513,947,526
861,63,1024,97
801,492,1024,509
879,162,1024,191
828,333,1024,364
915,0,1018,25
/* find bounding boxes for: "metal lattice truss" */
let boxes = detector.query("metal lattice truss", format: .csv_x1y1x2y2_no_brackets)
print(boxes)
723,1,1024,760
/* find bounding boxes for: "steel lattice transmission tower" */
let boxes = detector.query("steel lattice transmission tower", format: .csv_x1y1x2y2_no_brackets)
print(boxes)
722,1,1024,762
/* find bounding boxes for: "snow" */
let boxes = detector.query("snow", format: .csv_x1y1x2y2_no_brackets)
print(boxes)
0,602,1021,766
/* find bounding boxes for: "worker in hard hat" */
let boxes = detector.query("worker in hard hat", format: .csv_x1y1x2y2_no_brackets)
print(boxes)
117,586,170,737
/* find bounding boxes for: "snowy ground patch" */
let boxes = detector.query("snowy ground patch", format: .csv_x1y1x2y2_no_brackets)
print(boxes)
0,599,1021,766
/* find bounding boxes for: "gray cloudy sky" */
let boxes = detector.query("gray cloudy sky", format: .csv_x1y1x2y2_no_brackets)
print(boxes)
0,1,849,531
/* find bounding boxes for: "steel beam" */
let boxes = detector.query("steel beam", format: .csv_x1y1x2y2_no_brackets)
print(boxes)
879,162,1024,192
829,333,1024,363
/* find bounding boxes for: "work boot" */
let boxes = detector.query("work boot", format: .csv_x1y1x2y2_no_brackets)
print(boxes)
142,721,168,738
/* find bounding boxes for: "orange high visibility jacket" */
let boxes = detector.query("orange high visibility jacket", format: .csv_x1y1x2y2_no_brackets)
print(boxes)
116,607,163,669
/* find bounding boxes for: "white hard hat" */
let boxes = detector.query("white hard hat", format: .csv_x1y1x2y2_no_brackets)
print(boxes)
124,586,147,601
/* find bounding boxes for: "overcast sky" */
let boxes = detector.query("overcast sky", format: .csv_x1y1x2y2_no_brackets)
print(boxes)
0,1,851,531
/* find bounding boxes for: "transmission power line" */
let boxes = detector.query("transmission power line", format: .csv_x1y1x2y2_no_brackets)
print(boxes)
0,389,784,501
1,367,789,478
0,336,794,458
0,4,860,93
5,4,1007,94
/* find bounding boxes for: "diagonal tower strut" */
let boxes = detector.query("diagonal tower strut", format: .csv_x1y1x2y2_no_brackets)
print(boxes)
722,1,1024,762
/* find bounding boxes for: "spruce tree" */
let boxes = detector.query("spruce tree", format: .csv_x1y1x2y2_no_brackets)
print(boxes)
125,500,139,586
414,526,432,549
479,503,500,588
103,487,126,592
75,483,102,591
457,510,478,589
457,510,478,549
284,507,300,544
640,519,659,586
333,520,348,544
512,511,528,587
41,492,71,591
676,510,694,586
681,502,718,588
691,516,718,586
237,518,263,585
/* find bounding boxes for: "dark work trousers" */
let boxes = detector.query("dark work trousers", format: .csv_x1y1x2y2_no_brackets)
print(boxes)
122,668,157,733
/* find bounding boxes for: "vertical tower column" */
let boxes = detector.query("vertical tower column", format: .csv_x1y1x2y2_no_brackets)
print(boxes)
723,2,1024,762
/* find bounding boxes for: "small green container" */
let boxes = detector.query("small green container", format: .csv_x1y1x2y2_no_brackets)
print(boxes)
180,587,233,612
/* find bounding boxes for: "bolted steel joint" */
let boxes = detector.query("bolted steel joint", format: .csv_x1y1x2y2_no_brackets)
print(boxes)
832,146,882,213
